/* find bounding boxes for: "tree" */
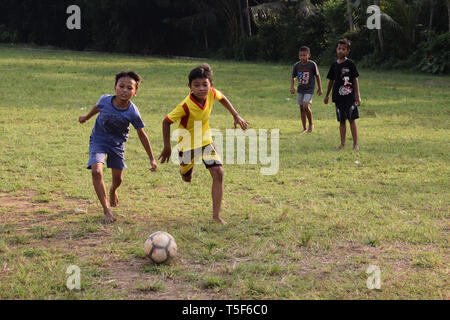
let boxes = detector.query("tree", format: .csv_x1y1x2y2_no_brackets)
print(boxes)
347,0,355,31
448,0,450,31
428,0,435,41
374,0,384,52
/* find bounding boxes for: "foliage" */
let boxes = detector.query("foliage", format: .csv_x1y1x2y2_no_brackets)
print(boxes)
419,32,450,74
0,0,449,72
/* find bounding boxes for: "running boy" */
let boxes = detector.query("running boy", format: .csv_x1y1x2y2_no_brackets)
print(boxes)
290,46,323,133
324,39,362,150
158,63,248,225
79,71,158,223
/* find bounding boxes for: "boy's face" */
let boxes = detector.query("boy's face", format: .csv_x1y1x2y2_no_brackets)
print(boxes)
115,76,138,102
336,44,350,59
299,51,310,64
189,77,211,100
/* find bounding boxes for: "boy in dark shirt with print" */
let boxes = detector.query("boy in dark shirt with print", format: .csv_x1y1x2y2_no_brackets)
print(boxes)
324,39,362,150
290,46,322,133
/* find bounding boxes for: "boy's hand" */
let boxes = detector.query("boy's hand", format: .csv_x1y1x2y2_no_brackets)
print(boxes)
158,146,172,164
78,115,88,123
234,115,249,131
290,87,295,94
356,97,362,106
324,95,329,104
149,159,158,172
317,88,323,96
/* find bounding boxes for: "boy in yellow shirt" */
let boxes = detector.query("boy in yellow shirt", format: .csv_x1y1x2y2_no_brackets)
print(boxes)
159,64,248,224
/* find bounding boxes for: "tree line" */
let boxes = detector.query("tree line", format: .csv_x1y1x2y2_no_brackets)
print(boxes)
0,0,449,73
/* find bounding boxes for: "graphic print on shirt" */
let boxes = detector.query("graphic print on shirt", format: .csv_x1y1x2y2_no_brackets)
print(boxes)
102,112,129,138
339,67,353,96
297,71,310,86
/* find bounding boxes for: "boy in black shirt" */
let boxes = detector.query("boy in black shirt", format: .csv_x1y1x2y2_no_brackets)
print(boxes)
324,39,362,150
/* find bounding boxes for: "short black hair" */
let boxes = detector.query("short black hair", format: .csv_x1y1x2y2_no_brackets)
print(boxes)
338,38,351,50
115,70,142,89
299,46,310,53
188,63,213,85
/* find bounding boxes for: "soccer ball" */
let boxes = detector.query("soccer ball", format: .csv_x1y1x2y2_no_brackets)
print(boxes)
144,231,177,264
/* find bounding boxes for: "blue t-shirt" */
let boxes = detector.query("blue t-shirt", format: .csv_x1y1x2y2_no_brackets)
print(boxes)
90,95,145,148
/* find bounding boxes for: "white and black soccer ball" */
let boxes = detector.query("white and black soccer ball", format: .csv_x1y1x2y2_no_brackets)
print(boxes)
144,231,177,264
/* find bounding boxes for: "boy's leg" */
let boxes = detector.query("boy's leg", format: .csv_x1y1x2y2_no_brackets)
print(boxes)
300,107,307,133
179,149,194,182
105,149,126,208
336,121,346,150
109,168,123,207
349,120,359,150
208,165,225,224
90,162,116,223
303,102,314,132
297,93,307,132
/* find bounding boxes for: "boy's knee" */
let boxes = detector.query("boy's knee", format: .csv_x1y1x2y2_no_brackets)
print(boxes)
211,166,224,181
113,176,123,186
181,175,192,183
180,168,193,182
91,168,103,179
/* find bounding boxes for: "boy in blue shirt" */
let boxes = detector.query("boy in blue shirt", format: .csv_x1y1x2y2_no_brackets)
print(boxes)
79,71,158,223
324,39,362,150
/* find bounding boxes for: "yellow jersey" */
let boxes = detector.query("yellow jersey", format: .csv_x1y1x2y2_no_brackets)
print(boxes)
166,88,223,151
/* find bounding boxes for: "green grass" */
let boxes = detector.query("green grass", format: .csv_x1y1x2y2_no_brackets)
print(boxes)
0,45,448,299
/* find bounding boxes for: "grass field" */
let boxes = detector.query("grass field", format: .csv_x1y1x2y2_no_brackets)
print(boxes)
0,45,448,299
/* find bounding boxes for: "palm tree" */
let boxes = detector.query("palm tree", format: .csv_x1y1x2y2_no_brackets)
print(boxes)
379,0,424,51
249,0,316,21
374,0,384,52
448,0,450,31
246,0,252,36
347,0,355,31
428,0,435,41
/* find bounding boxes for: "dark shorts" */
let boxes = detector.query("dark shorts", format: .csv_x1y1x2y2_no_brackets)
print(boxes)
87,143,126,170
335,102,359,122
179,143,222,180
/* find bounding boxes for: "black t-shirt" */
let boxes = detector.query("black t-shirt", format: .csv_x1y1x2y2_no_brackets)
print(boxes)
292,60,318,94
326,59,359,104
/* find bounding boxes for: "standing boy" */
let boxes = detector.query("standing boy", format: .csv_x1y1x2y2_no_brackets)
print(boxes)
290,46,323,133
324,39,362,150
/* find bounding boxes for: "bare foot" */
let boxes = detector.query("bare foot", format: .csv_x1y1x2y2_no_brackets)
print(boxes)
307,124,314,133
213,216,227,225
109,188,118,207
104,208,117,224
301,128,308,134
353,144,359,151
335,144,345,151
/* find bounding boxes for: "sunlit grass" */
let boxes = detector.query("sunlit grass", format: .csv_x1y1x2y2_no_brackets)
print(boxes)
0,45,448,299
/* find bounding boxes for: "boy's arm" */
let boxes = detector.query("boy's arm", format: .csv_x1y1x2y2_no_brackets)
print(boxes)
354,77,362,106
158,117,172,164
324,80,334,104
79,105,99,123
290,77,296,94
219,95,248,130
136,128,157,171
314,63,323,95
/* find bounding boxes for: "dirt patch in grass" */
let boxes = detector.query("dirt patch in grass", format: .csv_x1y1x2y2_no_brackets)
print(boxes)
104,259,218,299
0,190,218,299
